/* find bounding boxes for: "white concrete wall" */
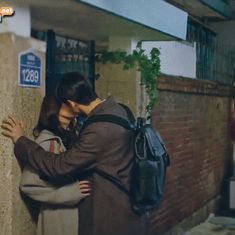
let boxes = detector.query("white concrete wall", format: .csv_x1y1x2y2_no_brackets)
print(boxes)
0,4,31,37
142,41,197,79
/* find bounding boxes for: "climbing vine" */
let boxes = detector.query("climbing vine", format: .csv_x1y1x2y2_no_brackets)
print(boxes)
96,42,161,118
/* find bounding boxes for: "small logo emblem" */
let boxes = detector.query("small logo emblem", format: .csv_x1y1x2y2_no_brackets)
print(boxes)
0,7,14,23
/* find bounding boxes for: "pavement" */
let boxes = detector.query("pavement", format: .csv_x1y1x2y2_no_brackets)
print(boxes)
183,214,235,235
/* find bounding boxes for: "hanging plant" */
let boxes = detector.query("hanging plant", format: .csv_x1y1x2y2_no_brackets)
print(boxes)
96,42,161,118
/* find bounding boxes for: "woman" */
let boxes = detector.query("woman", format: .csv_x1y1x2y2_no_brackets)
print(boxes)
20,95,90,235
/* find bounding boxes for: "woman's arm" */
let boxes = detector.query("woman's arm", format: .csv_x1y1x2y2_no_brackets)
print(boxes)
20,139,90,206
20,165,86,206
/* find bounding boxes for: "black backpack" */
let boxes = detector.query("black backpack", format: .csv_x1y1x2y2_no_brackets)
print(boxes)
80,104,170,214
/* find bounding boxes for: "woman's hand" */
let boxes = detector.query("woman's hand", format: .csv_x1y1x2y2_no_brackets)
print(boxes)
1,115,24,143
78,180,91,197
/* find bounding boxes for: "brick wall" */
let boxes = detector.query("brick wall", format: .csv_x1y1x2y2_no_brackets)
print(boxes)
149,75,235,235
94,65,235,234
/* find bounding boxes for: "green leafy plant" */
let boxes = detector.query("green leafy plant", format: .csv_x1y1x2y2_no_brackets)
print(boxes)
96,42,161,118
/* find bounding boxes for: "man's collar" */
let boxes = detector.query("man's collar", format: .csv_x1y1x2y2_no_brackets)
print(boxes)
87,97,116,117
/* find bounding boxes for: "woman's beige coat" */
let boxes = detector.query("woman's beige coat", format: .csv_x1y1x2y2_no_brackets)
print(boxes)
20,130,83,235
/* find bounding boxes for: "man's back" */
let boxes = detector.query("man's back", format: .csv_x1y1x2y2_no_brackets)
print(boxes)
76,98,145,235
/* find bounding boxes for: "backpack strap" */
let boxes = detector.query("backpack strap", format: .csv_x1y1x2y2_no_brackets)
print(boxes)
80,102,136,133
79,113,135,197
80,114,135,134
79,114,136,172
95,168,130,196
118,103,136,124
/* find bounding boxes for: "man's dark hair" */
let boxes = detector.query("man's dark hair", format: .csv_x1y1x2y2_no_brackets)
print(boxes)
55,72,97,105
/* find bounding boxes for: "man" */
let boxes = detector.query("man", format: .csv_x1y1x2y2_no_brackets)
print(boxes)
2,72,147,235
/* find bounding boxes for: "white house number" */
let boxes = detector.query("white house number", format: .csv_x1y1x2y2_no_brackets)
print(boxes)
21,69,39,83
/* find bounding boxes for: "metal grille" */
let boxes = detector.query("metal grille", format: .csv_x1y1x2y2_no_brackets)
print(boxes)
187,21,235,85
54,35,93,78
212,43,235,84
31,29,95,93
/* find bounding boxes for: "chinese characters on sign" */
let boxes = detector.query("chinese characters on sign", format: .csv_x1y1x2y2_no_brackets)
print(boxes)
0,6,14,22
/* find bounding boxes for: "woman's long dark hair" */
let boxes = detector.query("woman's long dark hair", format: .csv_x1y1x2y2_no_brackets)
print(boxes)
33,95,77,149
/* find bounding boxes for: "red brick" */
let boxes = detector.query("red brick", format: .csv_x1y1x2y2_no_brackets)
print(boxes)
150,75,233,234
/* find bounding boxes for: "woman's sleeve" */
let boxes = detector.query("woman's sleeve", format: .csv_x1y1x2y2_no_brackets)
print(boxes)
20,140,84,206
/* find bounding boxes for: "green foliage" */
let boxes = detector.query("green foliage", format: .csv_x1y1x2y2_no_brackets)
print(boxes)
96,42,161,117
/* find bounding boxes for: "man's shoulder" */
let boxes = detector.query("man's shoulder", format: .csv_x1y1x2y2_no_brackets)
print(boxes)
96,98,129,118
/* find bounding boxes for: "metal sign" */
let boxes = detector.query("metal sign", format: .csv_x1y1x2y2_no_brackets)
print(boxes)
18,50,41,88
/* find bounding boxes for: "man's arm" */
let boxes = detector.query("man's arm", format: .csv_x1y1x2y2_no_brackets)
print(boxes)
14,126,105,177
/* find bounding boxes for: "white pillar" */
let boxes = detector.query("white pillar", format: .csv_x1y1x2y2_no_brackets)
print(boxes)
106,36,148,117
0,3,31,37
108,36,139,53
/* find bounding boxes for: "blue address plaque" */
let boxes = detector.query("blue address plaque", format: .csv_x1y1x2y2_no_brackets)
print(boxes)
18,50,41,88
